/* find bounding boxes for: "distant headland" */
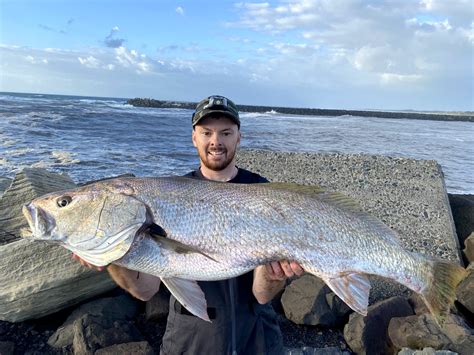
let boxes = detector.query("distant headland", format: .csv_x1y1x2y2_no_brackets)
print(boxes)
127,98,474,122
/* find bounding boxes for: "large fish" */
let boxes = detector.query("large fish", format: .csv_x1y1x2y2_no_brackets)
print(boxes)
22,176,466,323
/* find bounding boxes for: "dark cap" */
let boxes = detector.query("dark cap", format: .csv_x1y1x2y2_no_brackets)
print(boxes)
192,95,240,128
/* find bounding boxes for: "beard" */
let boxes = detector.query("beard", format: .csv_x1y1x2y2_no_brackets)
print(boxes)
198,146,236,171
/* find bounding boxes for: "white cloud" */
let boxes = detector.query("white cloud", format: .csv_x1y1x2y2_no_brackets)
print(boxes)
380,73,423,84
1,1,472,111
230,0,473,107
176,6,184,15
24,55,48,65
25,55,36,64
114,46,151,72
78,56,100,68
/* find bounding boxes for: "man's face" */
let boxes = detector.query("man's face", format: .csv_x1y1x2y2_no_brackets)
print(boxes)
192,116,241,171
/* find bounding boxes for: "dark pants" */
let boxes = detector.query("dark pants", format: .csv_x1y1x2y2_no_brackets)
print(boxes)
160,299,284,355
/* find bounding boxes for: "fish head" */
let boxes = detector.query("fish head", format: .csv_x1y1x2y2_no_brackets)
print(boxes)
22,179,148,266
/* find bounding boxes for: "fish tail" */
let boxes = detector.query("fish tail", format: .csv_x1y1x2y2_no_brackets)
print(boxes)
421,259,467,325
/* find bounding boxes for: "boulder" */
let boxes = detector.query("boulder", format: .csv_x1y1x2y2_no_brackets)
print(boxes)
398,347,458,354
48,294,140,349
72,313,143,354
284,346,351,354
281,274,351,327
0,169,117,322
0,177,11,196
388,314,474,354
455,266,474,315
463,232,474,264
0,341,15,355
448,194,474,246
408,293,430,315
343,296,414,354
95,341,155,355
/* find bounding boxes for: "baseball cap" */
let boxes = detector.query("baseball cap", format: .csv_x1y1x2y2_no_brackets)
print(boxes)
192,95,240,128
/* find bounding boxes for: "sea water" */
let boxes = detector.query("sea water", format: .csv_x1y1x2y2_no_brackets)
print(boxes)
0,92,472,194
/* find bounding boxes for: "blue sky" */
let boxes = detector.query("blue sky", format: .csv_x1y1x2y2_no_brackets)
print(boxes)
0,0,472,111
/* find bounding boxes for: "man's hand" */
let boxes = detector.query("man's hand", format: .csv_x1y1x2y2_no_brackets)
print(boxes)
253,260,304,304
71,253,106,271
264,260,304,281
72,253,160,301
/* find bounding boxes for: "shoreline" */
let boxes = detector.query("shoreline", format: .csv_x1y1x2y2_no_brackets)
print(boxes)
127,98,474,123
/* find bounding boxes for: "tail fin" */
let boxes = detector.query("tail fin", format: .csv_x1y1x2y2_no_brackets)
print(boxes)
421,260,467,325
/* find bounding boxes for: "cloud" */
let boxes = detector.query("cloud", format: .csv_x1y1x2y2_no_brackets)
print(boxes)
67,18,74,25
38,20,71,34
78,56,101,68
176,6,184,15
38,24,66,34
156,43,203,54
1,1,472,111
232,1,473,95
114,47,153,73
104,27,126,48
24,54,49,65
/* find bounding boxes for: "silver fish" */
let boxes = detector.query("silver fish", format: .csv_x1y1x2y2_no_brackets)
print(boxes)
22,176,466,323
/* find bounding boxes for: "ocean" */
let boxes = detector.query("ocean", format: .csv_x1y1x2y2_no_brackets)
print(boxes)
0,92,473,194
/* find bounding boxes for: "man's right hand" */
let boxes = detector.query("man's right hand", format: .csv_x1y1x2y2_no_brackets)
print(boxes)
71,253,160,301
71,253,106,271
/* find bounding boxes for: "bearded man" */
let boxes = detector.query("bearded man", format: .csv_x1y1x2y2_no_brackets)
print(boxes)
74,95,304,355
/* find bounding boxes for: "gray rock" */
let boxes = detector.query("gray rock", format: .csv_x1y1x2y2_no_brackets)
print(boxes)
408,293,430,315
145,287,170,321
388,313,474,354
343,296,414,354
0,341,15,355
0,177,11,196
72,313,143,354
0,169,117,322
463,232,474,264
285,346,350,355
95,341,155,355
281,274,351,327
456,267,474,314
448,194,474,246
238,151,463,302
48,294,140,348
398,347,458,354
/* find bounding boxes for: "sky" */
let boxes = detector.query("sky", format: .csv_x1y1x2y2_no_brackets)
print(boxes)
0,0,472,111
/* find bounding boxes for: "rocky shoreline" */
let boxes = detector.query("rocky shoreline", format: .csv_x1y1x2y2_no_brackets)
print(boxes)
1,152,473,354
127,98,474,123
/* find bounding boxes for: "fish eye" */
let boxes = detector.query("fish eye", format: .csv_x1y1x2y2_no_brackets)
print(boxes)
56,196,72,208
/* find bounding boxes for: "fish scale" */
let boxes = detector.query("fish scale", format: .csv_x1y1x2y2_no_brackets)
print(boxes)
22,176,466,323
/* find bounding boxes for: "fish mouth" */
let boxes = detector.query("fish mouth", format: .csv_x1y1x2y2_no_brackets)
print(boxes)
22,203,56,240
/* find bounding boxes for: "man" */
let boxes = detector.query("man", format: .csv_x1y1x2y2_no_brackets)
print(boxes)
74,95,304,354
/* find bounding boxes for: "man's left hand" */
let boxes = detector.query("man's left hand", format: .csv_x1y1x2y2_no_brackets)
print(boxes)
264,260,304,281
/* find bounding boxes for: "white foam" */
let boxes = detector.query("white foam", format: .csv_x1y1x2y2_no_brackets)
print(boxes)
5,148,34,156
1,139,16,147
51,151,81,165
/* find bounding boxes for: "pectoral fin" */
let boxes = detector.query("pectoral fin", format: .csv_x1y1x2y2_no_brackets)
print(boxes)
161,277,211,322
324,273,371,315
149,223,218,262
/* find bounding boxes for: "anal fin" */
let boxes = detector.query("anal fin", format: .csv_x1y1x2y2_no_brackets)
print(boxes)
324,273,371,315
161,277,211,322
